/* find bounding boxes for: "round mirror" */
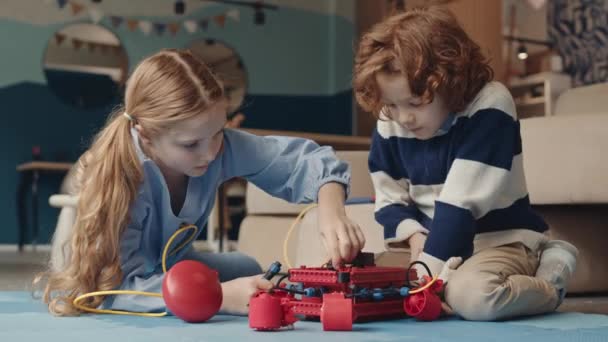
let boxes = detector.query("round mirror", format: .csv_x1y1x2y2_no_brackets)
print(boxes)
43,23,128,109
188,39,247,114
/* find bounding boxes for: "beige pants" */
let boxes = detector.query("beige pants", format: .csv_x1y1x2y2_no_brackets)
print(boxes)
376,243,558,321
445,243,559,321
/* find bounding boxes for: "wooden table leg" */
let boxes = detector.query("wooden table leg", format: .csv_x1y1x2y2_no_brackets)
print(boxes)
16,171,32,253
31,170,40,250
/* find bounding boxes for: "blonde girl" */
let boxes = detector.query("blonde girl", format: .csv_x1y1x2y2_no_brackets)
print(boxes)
41,49,365,316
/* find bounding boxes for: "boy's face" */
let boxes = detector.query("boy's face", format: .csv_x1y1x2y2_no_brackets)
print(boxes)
376,72,450,140
141,101,228,178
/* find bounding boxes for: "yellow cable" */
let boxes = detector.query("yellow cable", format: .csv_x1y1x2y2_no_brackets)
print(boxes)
73,224,198,317
75,211,436,316
73,290,165,317
409,276,439,294
282,204,318,269
162,224,198,273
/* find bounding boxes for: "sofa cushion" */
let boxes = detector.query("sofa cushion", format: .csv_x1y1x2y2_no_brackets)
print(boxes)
237,216,299,270
554,83,608,117
520,113,608,204
245,184,309,215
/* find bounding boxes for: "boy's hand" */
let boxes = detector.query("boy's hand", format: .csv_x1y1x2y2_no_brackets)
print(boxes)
408,232,427,262
441,301,455,316
417,276,455,317
220,275,273,315
438,256,463,282
430,257,463,317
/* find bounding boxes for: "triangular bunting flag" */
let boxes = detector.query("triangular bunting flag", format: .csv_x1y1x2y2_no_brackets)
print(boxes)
70,2,84,15
110,16,123,28
55,33,66,45
167,23,180,36
227,9,240,22
214,14,226,28
198,19,209,30
88,8,104,23
127,19,139,32
139,21,152,35
56,0,68,9
153,22,166,36
183,20,197,34
72,38,83,50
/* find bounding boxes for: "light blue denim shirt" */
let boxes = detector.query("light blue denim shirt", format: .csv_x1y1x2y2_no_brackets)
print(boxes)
102,128,350,312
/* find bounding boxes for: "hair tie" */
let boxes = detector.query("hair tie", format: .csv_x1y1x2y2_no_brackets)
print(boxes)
123,112,134,122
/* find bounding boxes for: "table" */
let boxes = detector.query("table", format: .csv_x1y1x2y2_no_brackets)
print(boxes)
16,161,73,251
242,128,371,151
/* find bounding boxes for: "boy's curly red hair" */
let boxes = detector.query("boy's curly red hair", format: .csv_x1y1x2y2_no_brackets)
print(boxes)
354,6,493,116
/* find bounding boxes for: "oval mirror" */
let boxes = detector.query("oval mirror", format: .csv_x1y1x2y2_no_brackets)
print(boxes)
43,23,128,109
188,39,247,114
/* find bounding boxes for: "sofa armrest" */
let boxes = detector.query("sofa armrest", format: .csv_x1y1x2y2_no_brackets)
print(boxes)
521,113,608,204
554,83,608,117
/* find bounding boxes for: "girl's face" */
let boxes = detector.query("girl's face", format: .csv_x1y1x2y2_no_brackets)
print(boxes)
142,101,227,178
376,72,450,140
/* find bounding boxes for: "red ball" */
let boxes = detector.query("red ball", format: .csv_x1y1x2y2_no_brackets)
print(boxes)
162,260,223,323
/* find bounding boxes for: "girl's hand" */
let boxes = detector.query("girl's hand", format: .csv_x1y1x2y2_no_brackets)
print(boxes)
317,182,366,266
220,275,273,315
319,211,366,266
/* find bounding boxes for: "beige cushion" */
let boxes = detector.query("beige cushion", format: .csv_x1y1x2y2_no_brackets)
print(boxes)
245,184,308,215
520,114,608,204
237,216,299,270
554,83,608,117
338,151,374,198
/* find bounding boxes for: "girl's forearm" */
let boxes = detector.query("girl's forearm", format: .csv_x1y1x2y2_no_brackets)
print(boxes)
317,182,347,214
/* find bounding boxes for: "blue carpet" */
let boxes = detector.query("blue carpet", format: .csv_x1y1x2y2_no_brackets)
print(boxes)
2,292,608,342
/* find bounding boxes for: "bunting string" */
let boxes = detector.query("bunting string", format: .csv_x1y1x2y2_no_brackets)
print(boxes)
50,0,242,37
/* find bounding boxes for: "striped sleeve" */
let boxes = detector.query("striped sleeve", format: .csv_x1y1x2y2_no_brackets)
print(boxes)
419,108,527,275
369,127,428,248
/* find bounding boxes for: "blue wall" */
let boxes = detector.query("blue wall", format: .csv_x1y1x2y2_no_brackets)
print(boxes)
0,3,355,244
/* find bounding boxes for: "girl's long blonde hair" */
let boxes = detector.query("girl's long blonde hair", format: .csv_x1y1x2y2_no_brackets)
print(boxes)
38,49,224,315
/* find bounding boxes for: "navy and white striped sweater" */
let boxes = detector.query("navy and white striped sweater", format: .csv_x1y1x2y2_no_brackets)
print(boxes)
369,82,548,275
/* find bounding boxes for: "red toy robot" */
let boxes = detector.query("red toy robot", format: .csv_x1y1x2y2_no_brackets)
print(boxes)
249,253,443,331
